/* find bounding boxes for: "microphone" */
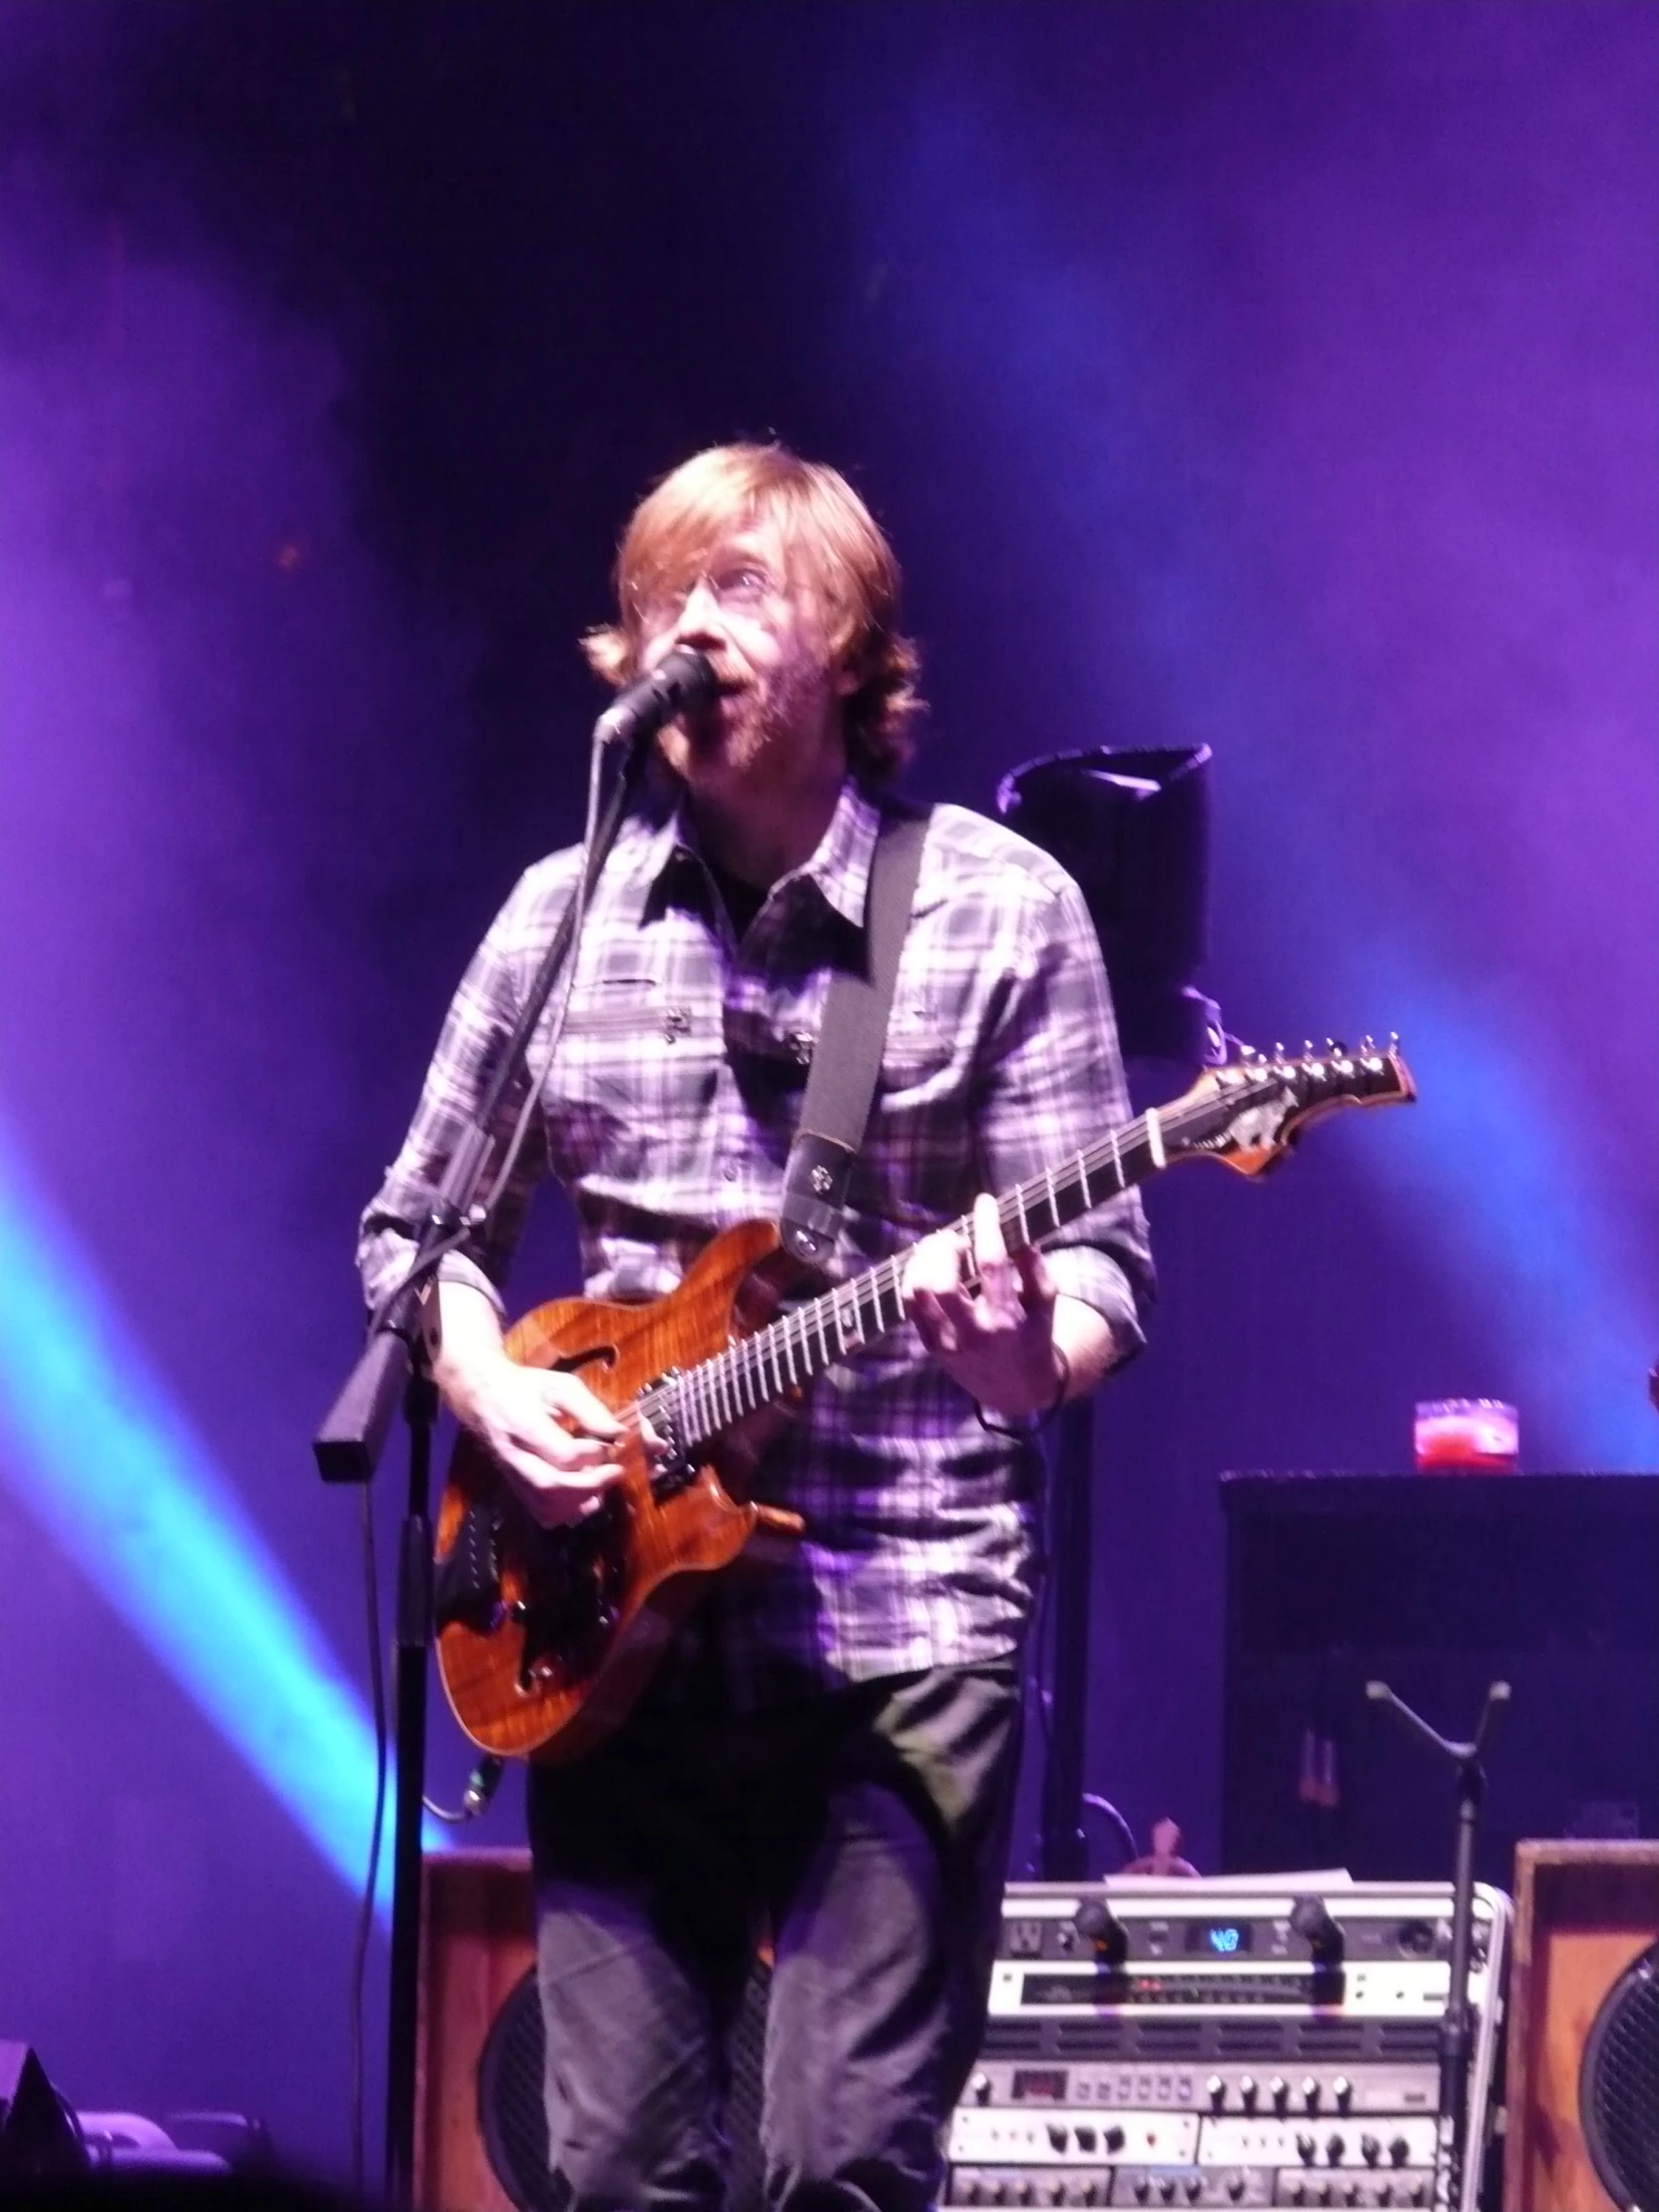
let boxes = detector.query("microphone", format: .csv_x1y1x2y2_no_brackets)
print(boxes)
594,646,719,751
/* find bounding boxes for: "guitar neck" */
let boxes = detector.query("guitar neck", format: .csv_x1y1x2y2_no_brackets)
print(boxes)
647,1090,1226,1454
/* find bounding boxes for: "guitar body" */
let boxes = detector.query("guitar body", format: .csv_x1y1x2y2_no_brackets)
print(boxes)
433,1218,805,1765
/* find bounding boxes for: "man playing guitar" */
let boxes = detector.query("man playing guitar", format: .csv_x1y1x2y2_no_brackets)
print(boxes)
358,444,1153,2211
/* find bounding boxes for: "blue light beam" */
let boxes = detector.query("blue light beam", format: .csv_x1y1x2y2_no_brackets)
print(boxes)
0,1116,419,1896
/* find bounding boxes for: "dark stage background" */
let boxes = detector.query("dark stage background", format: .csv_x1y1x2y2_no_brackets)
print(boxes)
1,0,1655,2181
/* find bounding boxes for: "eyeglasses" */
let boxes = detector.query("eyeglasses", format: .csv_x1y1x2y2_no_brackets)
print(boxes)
631,558,785,632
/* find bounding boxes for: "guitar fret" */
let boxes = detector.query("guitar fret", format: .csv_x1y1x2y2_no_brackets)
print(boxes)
663,1123,1176,1451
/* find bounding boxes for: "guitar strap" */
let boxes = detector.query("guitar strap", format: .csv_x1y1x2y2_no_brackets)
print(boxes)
778,804,930,1266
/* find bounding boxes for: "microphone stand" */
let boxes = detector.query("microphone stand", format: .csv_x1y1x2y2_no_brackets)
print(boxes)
312,725,651,2212
1366,1677,1510,2212
1039,1397,1094,1879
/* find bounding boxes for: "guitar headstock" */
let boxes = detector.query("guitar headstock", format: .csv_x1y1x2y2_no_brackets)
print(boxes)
1181,1038,1415,1177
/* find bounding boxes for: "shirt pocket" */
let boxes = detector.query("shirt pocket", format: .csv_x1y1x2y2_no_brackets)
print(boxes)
542,979,708,1183
878,983,956,1097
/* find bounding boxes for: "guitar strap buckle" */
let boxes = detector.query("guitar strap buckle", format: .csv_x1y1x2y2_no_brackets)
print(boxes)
779,1134,854,1262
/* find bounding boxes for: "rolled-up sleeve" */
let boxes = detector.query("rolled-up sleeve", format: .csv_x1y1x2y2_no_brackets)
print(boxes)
355,867,566,1320
972,866,1155,1365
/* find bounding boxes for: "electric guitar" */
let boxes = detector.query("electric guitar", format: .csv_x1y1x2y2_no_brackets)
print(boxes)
433,1040,1414,1763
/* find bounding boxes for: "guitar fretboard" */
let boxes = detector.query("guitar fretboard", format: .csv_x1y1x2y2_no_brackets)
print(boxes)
637,1083,1241,1453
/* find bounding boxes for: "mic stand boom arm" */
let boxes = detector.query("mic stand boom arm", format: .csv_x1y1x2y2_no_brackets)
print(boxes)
310,728,651,2212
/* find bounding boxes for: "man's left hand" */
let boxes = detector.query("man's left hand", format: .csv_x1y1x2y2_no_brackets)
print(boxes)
903,1192,1066,1421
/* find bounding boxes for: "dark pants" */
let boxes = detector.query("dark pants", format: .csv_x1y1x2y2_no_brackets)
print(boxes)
527,1661,1023,2212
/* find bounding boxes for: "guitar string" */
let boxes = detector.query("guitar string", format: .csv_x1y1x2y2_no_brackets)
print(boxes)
644,1054,1391,1453
644,1080,1231,1450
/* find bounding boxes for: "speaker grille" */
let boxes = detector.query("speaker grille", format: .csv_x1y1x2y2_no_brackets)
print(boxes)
477,1971,568,2212
475,1961,770,2212
1580,1940,1659,2211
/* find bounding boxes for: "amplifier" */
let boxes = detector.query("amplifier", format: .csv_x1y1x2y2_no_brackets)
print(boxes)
945,1878,1510,2212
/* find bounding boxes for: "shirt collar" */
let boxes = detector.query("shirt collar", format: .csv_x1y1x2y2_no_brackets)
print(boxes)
791,778,881,932
648,778,882,939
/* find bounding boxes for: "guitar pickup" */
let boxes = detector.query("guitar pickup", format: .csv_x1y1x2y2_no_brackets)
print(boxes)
433,1503,504,1631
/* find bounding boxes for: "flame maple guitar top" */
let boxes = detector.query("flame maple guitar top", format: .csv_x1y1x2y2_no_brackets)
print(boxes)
433,1218,806,1764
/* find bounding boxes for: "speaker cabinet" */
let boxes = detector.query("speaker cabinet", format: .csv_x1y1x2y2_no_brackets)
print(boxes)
416,1849,537,2212
1504,1840,1659,2212
417,1849,769,2212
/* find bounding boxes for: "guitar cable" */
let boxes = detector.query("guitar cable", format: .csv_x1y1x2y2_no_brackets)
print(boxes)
348,1481,389,2205
423,1755,506,1823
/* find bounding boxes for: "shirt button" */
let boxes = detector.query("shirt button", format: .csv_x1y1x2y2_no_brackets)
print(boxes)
722,1161,740,1183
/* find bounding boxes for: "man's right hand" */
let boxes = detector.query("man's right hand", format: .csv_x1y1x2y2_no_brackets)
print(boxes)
447,1357,628,1528
432,1280,626,1529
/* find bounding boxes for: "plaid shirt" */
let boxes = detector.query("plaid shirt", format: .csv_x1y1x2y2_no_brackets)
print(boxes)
359,777,1152,1699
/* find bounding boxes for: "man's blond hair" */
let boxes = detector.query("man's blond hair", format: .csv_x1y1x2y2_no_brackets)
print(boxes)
583,443,921,782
